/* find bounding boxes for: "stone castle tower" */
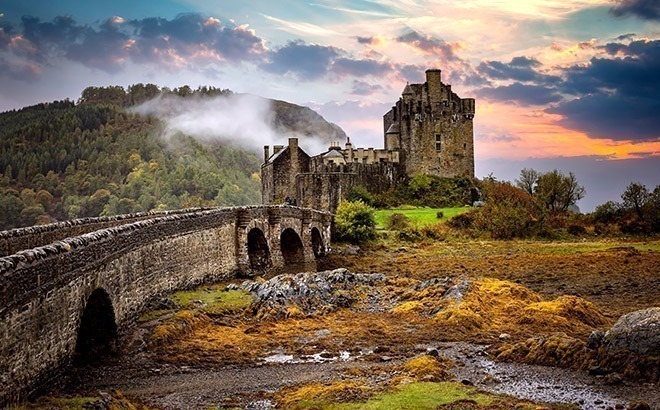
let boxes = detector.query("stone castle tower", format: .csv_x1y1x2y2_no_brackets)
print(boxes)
262,68,475,212
383,69,475,178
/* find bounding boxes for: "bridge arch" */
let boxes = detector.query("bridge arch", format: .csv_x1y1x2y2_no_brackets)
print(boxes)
74,288,117,365
280,227,305,270
247,227,271,273
311,227,324,257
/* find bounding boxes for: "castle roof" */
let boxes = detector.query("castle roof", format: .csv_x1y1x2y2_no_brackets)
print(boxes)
323,149,345,159
386,123,400,134
402,82,413,95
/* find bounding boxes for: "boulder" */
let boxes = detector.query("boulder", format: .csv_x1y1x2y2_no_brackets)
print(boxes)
604,307,660,355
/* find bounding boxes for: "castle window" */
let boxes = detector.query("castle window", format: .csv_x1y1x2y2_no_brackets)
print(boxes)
435,134,442,152
362,158,367,164
463,143,467,150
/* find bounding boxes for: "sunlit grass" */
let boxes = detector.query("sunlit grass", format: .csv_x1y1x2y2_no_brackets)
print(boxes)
374,206,470,229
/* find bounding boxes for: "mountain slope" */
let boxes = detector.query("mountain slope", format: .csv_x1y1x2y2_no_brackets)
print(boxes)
0,85,348,230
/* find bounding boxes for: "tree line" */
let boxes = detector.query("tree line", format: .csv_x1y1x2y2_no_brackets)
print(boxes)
0,87,260,230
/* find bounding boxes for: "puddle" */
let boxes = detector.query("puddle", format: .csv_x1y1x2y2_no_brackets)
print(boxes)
432,342,659,410
263,350,352,364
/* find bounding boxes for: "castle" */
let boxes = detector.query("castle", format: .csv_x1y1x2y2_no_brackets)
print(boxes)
262,69,475,212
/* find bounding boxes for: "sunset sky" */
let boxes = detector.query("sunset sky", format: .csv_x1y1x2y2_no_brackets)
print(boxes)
0,0,658,210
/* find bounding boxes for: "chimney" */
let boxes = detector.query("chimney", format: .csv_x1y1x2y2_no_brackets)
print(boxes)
264,145,270,163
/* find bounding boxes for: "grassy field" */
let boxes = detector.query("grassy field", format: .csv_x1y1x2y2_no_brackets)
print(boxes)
374,206,470,229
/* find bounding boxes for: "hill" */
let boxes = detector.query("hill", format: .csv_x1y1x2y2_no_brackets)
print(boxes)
0,85,347,230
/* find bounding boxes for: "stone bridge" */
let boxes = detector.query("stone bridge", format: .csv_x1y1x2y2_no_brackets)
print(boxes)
0,205,332,405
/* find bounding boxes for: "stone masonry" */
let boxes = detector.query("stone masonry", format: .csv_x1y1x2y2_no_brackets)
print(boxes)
0,205,331,406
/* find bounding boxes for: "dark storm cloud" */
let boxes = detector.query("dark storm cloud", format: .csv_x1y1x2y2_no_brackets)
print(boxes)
0,14,268,78
261,40,339,80
550,39,660,141
477,56,560,84
331,58,391,77
128,14,266,63
477,83,563,105
548,94,659,141
396,30,461,61
610,0,660,21
65,18,130,73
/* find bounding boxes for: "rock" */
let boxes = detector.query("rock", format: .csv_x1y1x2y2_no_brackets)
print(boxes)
603,373,623,385
498,333,511,340
443,276,471,303
587,330,605,349
426,348,439,357
604,307,660,355
379,356,392,362
627,402,651,410
589,366,609,376
240,269,386,319
460,379,473,386
343,245,360,255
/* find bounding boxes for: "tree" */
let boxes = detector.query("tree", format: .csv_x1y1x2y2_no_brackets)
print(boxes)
535,170,585,212
515,168,540,197
334,200,376,243
621,182,649,219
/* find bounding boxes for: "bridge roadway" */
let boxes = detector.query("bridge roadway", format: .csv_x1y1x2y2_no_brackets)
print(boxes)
0,205,331,405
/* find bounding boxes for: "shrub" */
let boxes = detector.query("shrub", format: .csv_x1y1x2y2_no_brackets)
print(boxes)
436,211,444,219
567,224,586,236
386,213,410,230
447,211,475,230
347,186,374,207
334,200,376,243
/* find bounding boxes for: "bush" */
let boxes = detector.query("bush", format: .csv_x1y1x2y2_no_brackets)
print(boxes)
473,182,546,239
347,186,374,207
567,224,586,236
447,211,475,230
386,213,410,230
334,200,376,243
436,211,444,219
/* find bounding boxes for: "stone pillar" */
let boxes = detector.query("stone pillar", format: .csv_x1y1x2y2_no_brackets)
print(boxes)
301,210,315,267
235,209,250,274
268,208,283,269
322,214,333,254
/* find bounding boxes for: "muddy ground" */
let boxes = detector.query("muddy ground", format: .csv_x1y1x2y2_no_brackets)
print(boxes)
34,239,660,410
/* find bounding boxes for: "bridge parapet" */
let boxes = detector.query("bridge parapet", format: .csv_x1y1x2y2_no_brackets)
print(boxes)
0,205,331,405
0,207,218,257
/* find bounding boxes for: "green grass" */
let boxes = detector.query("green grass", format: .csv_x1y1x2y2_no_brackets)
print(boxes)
374,206,470,229
172,287,253,314
296,382,494,410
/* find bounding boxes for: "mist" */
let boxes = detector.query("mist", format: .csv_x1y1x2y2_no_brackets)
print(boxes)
132,93,333,155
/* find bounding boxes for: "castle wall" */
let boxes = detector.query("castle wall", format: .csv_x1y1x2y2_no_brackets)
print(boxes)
297,162,403,212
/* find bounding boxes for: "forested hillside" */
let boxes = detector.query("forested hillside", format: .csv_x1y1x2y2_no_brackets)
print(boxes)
0,85,345,230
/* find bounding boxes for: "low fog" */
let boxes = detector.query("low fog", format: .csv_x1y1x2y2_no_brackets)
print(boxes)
132,93,333,155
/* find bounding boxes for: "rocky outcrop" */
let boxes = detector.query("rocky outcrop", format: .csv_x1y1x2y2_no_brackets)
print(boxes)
232,268,385,319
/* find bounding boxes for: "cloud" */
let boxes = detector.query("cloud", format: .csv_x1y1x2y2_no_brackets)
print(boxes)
331,58,392,78
396,30,462,61
0,14,268,76
356,36,376,45
261,40,339,80
550,39,660,141
350,80,383,96
477,56,560,84
610,0,660,21
128,14,267,65
548,94,659,142
477,83,563,105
